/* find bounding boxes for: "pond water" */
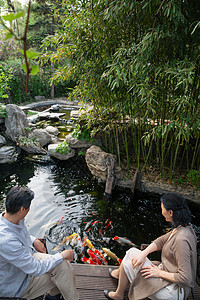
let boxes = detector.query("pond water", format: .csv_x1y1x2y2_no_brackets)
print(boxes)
0,156,199,264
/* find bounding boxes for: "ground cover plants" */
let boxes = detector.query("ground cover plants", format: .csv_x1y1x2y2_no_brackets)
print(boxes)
55,140,71,155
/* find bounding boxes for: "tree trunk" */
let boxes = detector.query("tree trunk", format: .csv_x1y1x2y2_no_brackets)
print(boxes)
50,61,55,99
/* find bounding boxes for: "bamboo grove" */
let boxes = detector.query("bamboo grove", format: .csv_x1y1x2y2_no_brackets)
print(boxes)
41,0,200,180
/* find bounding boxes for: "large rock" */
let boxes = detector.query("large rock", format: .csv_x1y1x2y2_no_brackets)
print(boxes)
0,135,6,146
5,104,29,142
85,145,122,181
0,146,18,163
18,135,46,154
35,95,46,101
45,126,60,136
66,134,102,150
48,143,75,160
37,112,65,120
31,129,52,147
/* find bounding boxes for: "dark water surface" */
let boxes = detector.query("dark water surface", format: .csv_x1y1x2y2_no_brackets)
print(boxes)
0,157,199,263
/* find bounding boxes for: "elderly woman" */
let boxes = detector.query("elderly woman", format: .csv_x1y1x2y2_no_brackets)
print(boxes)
104,193,197,300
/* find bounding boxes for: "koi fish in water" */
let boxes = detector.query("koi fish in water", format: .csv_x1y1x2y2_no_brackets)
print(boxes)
82,236,88,246
87,249,102,265
85,220,102,233
113,236,139,248
52,233,79,251
62,233,79,244
102,247,121,264
91,220,102,226
84,220,93,232
85,238,94,250
81,257,97,265
98,237,112,244
92,248,108,265
104,221,113,230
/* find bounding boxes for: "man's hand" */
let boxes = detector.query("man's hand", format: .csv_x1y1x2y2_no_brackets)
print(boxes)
60,249,74,261
33,239,47,253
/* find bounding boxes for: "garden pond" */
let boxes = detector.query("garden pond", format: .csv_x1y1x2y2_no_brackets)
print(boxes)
0,156,200,264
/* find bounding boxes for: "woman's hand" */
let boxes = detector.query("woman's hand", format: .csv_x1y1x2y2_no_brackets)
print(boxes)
132,252,147,269
140,263,161,278
33,239,47,253
61,249,74,261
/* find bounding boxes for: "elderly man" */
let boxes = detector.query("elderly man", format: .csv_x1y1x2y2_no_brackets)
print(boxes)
0,186,79,300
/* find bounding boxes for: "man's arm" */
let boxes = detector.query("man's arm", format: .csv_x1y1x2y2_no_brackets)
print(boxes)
1,237,63,277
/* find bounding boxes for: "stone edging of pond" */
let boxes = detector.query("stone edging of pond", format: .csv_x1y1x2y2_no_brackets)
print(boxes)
20,98,80,110
116,177,200,206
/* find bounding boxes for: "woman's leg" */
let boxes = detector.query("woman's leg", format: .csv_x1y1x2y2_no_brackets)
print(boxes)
106,248,152,300
108,263,129,300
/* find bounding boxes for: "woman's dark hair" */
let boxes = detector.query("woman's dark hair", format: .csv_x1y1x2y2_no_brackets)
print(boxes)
160,192,192,227
6,186,34,214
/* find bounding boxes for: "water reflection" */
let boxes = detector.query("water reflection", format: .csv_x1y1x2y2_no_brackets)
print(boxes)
0,158,199,264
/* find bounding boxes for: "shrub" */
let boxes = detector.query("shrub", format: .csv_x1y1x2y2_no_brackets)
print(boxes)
55,141,71,155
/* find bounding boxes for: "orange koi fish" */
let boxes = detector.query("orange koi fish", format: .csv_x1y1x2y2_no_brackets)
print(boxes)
81,257,96,265
87,249,102,265
82,236,88,246
84,220,93,232
105,221,113,230
86,220,102,233
91,220,102,226
92,248,108,265
118,258,122,264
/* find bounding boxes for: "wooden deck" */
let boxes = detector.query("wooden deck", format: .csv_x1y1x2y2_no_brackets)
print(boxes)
73,264,128,300
0,264,199,300
72,263,200,300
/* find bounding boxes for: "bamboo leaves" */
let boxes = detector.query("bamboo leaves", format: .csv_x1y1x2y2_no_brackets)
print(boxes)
39,0,200,177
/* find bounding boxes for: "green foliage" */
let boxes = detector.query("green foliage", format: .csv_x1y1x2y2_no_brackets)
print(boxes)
18,135,40,147
24,127,32,134
27,0,56,51
72,124,93,143
27,111,37,116
55,140,71,155
0,59,72,103
41,0,199,176
2,11,25,22
186,170,200,190
78,151,85,156
0,2,40,92
0,65,12,100
173,169,200,190
0,103,7,118
0,30,18,61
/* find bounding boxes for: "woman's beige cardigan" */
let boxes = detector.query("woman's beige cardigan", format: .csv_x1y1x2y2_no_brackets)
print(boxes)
128,226,197,300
